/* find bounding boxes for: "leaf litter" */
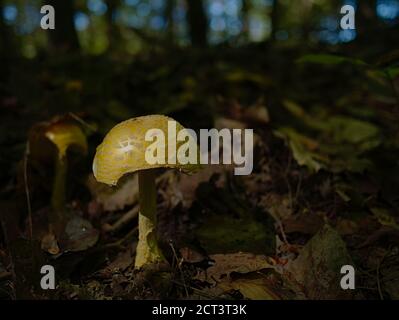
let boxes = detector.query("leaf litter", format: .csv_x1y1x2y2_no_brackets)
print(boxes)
1,50,399,300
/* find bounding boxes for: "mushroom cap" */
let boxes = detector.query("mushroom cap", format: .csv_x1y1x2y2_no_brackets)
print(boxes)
93,115,200,186
45,122,88,159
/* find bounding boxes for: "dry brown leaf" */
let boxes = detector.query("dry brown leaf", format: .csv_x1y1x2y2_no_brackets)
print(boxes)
282,210,325,235
176,165,227,208
219,277,280,300
196,252,273,282
105,249,134,274
41,232,60,255
260,194,292,221
336,218,359,235
87,174,138,211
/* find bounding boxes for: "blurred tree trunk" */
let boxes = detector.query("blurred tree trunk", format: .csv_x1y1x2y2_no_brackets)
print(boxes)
300,0,314,43
357,0,380,36
185,0,208,47
0,0,7,53
164,0,175,42
105,0,121,50
0,0,14,59
270,0,279,41
46,0,79,52
0,0,6,51
241,0,250,41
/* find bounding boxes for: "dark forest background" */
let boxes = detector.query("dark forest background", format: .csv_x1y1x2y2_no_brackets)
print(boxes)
0,0,399,300
0,1,398,55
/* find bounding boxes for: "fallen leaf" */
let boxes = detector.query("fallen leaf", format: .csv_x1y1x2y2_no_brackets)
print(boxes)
222,277,279,300
87,174,138,211
287,224,359,299
196,252,273,282
108,250,134,271
41,232,60,255
370,207,399,230
217,271,298,300
282,211,325,235
62,216,99,252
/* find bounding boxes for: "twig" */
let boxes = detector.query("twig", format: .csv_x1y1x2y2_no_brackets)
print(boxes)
128,27,175,49
102,205,139,233
0,271,11,281
23,142,33,240
284,152,294,214
169,241,189,298
385,70,399,108
356,286,378,291
170,280,220,300
294,173,302,203
0,219,16,300
0,279,17,300
100,227,138,251
376,252,387,300
68,112,97,132
274,213,289,245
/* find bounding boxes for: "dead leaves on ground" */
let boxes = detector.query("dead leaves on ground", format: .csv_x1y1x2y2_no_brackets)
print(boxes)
193,252,296,300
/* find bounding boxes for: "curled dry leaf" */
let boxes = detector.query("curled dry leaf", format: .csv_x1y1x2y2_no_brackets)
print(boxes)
41,232,60,255
87,174,138,212
370,207,399,230
97,249,135,278
176,165,228,208
218,276,281,300
195,252,273,282
198,270,299,300
282,210,325,235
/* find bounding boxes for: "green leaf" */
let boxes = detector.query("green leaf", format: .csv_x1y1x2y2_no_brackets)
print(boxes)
370,208,399,230
275,128,325,172
289,139,324,172
296,54,368,66
384,66,399,79
328,116,380,145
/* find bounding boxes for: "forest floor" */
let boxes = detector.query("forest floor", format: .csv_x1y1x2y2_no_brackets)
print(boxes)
0,44,399,299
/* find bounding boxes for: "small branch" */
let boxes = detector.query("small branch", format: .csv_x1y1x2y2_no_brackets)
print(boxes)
169,241,189,298
376,252,387,300
23,142,33,240
128,27,174,48
93,227,138,253
0,271,11,281
108,226,138,248
385,70,399,110
68,112,97,133
102,205,139,233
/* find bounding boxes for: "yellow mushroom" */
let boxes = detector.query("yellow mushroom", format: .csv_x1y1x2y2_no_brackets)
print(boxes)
44,121,88,228
93,115,200,268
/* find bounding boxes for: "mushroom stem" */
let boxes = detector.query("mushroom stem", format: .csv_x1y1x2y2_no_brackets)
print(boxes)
50,155,67,226
135,169,164,268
